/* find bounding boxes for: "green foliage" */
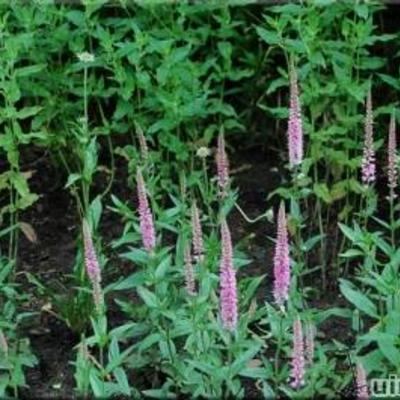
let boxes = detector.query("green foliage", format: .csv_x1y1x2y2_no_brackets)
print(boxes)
1,1,400,398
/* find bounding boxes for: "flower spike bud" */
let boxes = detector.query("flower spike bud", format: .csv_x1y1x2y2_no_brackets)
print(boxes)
136,168,156,252
273,202,290,306
388,111,397,197
191,200,204,262
356,362,369,400
184,244,196,296
219,218,238,331
216,130,229,197
291,318,305,389
82,219,103,314
287,62,303,167
361,89,376,185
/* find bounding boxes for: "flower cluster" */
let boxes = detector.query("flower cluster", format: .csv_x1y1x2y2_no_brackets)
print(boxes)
287,63,303,167
361,90,376,185
184,244,196,296
191,200,204,262
388,112,397,196
273,202,290,306
291,318,305,389
82,219,102,314
219,218,238,331
356,362,369,400
136,168,156,252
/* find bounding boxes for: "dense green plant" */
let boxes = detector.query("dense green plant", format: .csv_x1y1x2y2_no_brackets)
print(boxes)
0,254,37,397
2,1,400,398
258,1,395,282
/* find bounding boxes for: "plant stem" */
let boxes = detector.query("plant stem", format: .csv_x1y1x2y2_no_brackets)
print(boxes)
389,192,395,247
274,314,283,391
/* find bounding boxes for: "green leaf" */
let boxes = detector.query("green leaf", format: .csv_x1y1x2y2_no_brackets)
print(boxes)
339,280,378,318
231,343,262,376
11,173,29,197
89,370,106,398
105,271,147,293
137,286,158,308
142,389,176,399
256,27,280,45
378,335,400,367
65,173,81,188
155,256,170,279
15,64,46,77
338,223,358,243
113,368,131,395
16,107,42,119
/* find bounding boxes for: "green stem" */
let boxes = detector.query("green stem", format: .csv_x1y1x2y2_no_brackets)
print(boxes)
274,315,283,391
389,192,395,247
234,201,269,224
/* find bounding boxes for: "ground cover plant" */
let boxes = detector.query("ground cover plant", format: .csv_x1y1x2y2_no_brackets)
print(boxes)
0,0,400,398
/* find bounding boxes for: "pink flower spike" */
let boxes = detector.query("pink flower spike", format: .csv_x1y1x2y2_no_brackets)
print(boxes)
216,131,229,197
184,244,196,296
291,318,305,389
356,362,369,400
273,203,290,307
82,219,102,313
136,168,156,252
388,112,397,196
361,90,376,185
219,218,238,331
82,219,101,283
287,63,303,167
191,200,204,262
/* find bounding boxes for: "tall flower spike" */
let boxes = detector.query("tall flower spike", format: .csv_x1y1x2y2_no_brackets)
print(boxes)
135,122,149,162
82,219,102,313
388,112,397,197
216,131,229,197
287,63,303,167
361,90,376,185
184,244,196,296
136,168,156,252
220,218,238,331
191,200,204,262
273,202,290,306
305,322,316,365
356,362,369,400
291,318,305,389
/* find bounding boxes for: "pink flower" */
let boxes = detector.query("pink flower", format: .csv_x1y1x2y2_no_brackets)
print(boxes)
216,131,229,197
220,218,238,331
388,112,397,196
184,244,196,296
361,90,376,185
273,203,290,306
136,168,156,252
287,64,303,167
191,200,204,262
291,318,305,389
82,219,102,313
356,362,369,400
